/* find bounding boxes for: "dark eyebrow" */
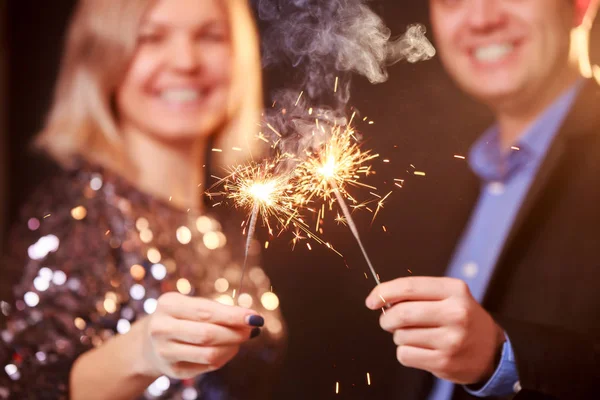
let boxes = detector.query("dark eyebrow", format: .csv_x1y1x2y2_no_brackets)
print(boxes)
138,21,165,31
139,18,227,32
201,20,228,30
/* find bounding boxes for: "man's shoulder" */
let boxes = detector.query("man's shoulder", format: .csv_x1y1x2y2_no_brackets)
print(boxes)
560,78,600,139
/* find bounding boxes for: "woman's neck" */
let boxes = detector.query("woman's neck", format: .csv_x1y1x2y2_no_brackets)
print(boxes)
122,125,206,212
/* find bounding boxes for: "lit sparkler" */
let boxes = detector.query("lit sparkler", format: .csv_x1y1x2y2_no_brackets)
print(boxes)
294,119,378,204
214,93,392,295
294,120,383,285
210,157,341,295
210,160,292,295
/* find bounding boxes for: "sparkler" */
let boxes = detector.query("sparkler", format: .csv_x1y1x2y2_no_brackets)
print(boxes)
294,120,383,285
331,182,381,285
211,160,292,296
210,157,341,295
215,82,394,298
294,118,378,203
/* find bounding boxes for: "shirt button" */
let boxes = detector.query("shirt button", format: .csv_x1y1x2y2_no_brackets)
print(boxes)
462,262,479,278
513,381,522,393
488,181,505,195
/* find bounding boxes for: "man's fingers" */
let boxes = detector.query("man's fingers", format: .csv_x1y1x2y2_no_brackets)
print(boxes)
366,277,470,309
157,292,263,328
393,327,447,349
396,345,443,372
380,301,444,331
167,318,253,346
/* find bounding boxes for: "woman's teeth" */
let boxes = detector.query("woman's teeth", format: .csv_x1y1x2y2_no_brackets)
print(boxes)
160,89,204,103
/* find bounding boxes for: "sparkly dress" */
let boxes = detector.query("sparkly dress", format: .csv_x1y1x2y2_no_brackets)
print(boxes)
0,161,285,400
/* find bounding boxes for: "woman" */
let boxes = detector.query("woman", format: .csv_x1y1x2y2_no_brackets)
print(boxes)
0,0,284,399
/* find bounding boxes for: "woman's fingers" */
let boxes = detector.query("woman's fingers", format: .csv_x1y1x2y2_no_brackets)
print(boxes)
156,292,264,329
166,318,256,346
167,362,212,380
147,293,265,377
161,342,240,370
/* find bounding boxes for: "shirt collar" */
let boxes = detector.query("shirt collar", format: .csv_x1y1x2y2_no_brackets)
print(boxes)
469,80,584,183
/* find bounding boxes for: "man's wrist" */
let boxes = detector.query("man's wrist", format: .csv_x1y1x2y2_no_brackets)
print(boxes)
464,333,520,397
477,323,506,384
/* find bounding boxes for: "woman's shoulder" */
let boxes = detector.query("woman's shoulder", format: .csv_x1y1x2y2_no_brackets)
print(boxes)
17,162,96,222
5,159,112,266
1,158,115,305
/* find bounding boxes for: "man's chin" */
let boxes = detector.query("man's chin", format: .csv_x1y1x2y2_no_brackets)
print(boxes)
465,84,523,109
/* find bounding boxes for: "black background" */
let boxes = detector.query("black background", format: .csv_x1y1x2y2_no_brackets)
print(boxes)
4,1,599,399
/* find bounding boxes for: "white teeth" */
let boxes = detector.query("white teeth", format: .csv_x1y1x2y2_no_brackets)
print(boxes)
160,89,202,103
474,43,513,63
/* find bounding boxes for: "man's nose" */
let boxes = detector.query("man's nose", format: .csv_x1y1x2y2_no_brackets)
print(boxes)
467,0,506,32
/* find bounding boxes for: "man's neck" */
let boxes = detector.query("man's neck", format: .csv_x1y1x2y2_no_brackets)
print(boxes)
122,125,206,212
495,70,581,150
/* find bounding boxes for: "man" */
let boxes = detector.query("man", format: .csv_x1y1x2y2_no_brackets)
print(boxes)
367,1,600,399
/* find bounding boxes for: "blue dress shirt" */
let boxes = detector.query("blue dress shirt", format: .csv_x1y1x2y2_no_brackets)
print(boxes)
428,81,582,400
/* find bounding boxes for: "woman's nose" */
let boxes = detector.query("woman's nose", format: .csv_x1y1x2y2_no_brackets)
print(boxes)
168,36,201,73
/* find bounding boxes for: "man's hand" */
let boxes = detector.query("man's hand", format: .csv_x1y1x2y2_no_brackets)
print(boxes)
366,277,506,385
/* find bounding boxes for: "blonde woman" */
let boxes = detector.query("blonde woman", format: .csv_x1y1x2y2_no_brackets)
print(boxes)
0,0,284,399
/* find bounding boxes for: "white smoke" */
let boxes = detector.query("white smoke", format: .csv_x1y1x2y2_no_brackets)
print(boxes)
254,0,435,159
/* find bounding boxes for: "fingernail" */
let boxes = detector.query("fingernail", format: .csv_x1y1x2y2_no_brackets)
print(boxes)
250,327,261,339
247,315,264,327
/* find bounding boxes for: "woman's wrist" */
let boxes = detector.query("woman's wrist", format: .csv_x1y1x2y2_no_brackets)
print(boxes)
69,317,159,400
127,317,162,379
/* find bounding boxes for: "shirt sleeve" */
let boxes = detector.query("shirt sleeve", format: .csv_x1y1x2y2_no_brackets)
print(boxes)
463,333,520,397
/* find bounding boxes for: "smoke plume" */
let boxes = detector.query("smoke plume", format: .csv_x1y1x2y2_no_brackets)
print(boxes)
253,0,435,158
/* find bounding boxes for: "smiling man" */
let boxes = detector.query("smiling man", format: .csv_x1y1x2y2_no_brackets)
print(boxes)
367,1,600,399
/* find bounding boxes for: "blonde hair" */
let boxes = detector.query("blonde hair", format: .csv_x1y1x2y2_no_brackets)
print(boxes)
36,0,263,169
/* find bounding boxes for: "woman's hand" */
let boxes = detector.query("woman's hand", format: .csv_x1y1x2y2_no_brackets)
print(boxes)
137,292,264,379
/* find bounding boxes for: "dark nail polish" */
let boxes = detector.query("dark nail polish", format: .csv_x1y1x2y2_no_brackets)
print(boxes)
247,315,264,327
250,327,261,339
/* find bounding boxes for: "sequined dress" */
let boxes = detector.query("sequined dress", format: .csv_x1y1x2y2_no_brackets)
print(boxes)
0,162,285,400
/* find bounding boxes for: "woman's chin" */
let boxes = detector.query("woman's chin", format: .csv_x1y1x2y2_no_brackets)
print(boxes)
151,130,212,144
139,115,222,142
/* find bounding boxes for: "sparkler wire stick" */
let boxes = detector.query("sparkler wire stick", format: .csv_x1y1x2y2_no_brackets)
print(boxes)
238,201,259,298
329,179,381,286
